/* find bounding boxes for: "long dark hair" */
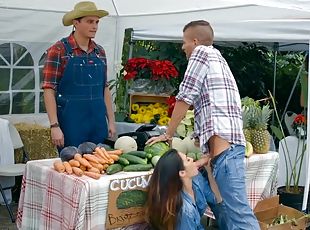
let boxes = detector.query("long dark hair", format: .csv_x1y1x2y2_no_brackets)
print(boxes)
145,149,184,230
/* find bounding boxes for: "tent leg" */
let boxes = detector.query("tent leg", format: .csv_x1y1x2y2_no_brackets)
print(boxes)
302,46,310,212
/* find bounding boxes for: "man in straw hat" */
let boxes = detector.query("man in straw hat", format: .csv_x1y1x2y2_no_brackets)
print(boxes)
42,1,115,150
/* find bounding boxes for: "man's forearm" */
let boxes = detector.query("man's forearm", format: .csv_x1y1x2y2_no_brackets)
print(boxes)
44,88,58,125
104,87,115,123
166,100,190,137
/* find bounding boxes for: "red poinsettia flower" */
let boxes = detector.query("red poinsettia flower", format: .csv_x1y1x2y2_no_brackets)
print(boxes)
123,57,179,81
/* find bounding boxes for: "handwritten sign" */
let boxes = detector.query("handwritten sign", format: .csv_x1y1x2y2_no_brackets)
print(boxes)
105,173,152,229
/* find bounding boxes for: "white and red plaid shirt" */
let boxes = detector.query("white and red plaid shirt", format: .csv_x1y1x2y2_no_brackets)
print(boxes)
176,45,245,153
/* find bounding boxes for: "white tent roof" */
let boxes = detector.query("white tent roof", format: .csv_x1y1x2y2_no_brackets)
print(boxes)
1,0,310,79
1,0,310,210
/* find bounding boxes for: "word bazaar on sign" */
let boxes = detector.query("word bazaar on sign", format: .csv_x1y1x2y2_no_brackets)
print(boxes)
106,173,152,229
108,210,145,225
110,175,151,191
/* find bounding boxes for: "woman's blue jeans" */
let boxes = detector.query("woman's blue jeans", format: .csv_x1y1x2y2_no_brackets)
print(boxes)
210,144,260,230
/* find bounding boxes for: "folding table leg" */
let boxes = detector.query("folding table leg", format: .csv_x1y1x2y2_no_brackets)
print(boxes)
0,184,15,223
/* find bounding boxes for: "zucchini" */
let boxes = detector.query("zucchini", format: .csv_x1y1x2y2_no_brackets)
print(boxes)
121,154,148,165
118,157,130,166
123,164,153,172
106,164,123,175
126,151,147,158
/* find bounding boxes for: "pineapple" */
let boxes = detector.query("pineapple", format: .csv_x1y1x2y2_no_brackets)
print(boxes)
251,104,272,154
242,102,259,143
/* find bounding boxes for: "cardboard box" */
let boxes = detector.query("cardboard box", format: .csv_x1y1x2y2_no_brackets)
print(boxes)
129,93,169,115
254,196,308,230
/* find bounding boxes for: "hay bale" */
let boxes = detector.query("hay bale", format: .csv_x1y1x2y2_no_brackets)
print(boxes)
14,123,58,161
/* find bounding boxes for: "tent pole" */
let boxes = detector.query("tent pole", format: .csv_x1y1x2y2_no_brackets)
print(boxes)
271,43,278,126
280,61,305,123
129,30,134,59
123,30,134,112
302,45,310,212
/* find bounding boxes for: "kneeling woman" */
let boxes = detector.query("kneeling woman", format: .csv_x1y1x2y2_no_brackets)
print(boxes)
146,149,209,230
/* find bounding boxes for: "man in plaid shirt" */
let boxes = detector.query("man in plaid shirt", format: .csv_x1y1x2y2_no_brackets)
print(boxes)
147,20,259,229
42,1,115,149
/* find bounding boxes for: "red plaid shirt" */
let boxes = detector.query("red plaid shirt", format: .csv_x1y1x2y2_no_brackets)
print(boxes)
42,33,107,90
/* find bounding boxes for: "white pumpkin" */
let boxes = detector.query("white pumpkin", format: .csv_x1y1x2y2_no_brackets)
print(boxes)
182,136,200,153
172,137,187,154
114,136,138,153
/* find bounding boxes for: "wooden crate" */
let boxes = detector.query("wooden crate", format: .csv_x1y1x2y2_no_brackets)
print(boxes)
129,93,169,114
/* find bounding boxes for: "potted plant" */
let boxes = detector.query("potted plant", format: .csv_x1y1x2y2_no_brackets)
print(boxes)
123,57,179,95
269,91,308,211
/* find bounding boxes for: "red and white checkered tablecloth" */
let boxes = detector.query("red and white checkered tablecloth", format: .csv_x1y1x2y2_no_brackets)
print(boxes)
205,151,279,218
16,152,279,228
16,158,152,230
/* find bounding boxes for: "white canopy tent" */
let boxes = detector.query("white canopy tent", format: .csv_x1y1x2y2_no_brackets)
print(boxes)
1,0,310,210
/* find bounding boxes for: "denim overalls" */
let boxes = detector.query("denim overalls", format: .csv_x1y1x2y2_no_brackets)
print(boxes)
56,38,108,148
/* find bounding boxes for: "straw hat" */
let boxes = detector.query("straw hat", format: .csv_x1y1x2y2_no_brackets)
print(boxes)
62,1,109,26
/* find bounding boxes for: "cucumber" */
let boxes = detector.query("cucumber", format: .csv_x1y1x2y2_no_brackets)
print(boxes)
118,157,130,166
121,154,148,165
116,190,147,209
106,164,123,175
123,164,153,172
126,151,148,158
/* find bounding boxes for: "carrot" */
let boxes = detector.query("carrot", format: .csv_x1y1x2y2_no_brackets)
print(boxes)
80,165,87,171
109,154,120,161
69,159,80,167
95,147,109,161
74,153,92,168
63,161,73,174
53,160,65,173
102,164,109,171
94,153,108,164
98,147,114,164
72,167,83,176
83,154,99,164
107,149,123,156
84,171,101,180
107,158,114,165
89,161,104,172
88,167,101,174
100,147,113,160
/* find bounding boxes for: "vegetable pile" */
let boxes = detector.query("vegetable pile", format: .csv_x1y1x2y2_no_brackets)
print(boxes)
53,143,123,179
53,138,172,178
267,214,297,227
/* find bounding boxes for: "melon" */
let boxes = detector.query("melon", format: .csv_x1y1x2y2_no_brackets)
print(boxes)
114,136,138,153
172,137,187,154
182,136,200,153
144,142,169,157
245,141,254,157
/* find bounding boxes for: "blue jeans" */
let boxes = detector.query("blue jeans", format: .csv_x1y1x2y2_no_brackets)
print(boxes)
210,144,260,230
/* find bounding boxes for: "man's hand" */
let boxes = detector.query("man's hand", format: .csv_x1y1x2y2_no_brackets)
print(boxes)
145,134,171,146
51,127,64,147
108,122,116,138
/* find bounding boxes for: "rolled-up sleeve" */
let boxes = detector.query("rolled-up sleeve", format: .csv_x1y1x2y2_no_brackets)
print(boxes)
176,46,209,105
42,43,64,90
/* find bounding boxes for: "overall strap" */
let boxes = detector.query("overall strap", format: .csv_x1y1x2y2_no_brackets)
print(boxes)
93,42,101,57
60,38,73,57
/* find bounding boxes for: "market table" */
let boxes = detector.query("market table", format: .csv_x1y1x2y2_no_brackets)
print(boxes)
16,159,151,230
16,151,279,229
205,151,279,218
